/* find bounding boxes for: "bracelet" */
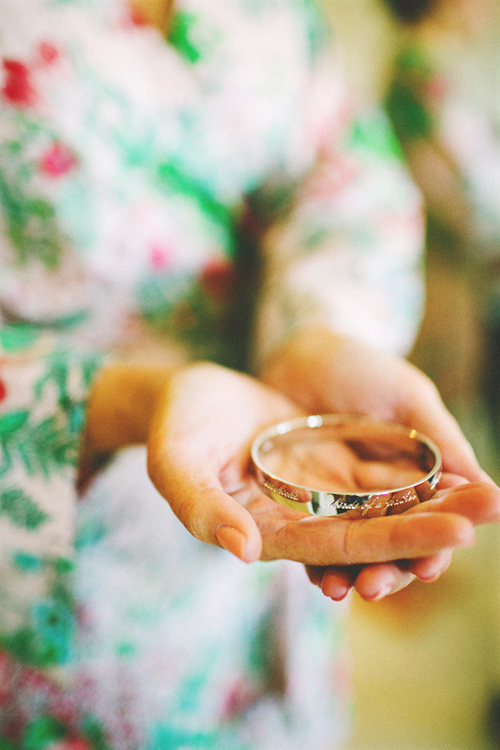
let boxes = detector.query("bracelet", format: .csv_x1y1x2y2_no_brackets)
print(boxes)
251,414,442,518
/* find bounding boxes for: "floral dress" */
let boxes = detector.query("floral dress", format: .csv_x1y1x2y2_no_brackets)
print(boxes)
0,0,424,747
385,36,500,427
385,38,500,253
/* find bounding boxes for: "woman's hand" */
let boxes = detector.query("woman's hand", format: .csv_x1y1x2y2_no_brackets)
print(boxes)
146,362,499,578
260,327,489,484
260,327,499,599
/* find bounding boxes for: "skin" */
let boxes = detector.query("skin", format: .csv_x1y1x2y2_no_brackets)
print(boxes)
82,0,500,601
417,0,497,44
260,328,498,598
84,330,500,602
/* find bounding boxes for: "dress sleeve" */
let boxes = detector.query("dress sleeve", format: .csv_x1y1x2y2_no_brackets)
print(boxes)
0,324,105,670
251,106,426,370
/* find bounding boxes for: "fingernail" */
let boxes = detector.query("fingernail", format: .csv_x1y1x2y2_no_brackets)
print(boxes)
418,570,441,582
416,562,443,582
322,581,351,601
367,585,392,601
215,525,249,562
329,586,351,602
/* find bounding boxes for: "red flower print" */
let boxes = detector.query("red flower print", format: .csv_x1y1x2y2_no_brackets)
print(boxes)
2,59,37,107
200,258,235,301
38,41,60,67
425,75,449,102
39,142,78,178
119,6,148,28
0,378,6,403
149,243,172,271
129,7,148,25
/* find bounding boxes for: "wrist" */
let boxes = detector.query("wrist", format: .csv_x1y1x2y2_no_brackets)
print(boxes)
259,327,343,412
85,362,172,453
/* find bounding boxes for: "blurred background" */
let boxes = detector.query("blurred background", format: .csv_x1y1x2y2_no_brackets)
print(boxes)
323,1,500,748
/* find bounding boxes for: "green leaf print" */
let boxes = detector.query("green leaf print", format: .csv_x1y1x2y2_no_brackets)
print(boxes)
1,622,59,668
385,45,436,143
23,416,78,478
151,726,235,750
137,271,229,361
156,162,236,244
0,133,67,269
0,349,102,479
0,488,49,530
0,324,41,353
167,12,204,63
81,717,112,750
34,355,72,410
0,171,65,269
346,109,404,161
0,410,30,436
81,354,104,390
12,552,43,572
35,350,102,432
0,410,78,479
23,716,67,750
0,569,75,668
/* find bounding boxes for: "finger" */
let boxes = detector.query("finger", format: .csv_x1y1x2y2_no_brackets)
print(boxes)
146,363,299,563
305,565,324,587
438,472,469,489
311,548,454,602
406,482,500,526
353,562,416,601
408,550,453,581
320,566,357,601
263,506,475,566
148,450,263,563
401,375,494,484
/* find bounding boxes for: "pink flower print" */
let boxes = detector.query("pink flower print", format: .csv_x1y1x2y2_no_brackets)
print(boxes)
37,41,60,67
39,142,78,178
424,75,449,103
305,152,359,202
149,243,172,271
2,59,37,107
0,378,6,403
200,258,235,301
49,740,92,750
0,650,10,702
223,679,258,719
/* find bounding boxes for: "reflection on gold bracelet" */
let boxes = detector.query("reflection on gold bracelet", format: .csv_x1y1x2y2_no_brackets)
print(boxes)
251,414,442,518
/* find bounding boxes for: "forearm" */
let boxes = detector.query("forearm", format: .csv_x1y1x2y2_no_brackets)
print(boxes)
404,138,473,238
85,362,172,454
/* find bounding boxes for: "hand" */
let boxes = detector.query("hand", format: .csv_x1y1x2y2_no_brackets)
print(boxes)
146,362,499,574
305,475,496,601
260,328,499,599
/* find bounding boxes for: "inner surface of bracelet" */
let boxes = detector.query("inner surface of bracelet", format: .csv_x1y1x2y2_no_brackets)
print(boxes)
251,415,442,518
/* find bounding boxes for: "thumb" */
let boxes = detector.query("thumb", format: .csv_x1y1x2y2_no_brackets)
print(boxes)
202,487,262,563
147,454,262,563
